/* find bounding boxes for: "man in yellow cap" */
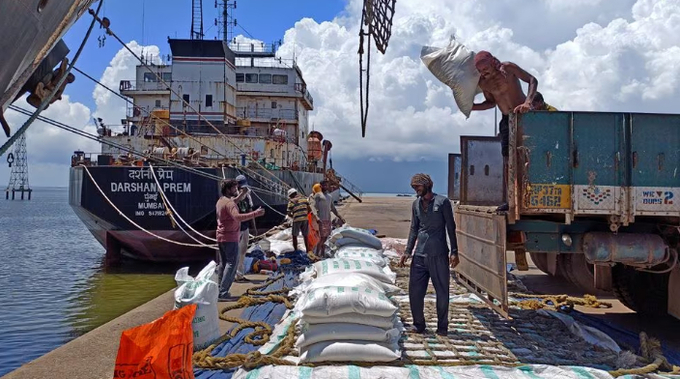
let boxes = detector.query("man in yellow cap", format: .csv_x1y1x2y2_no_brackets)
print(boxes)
399,173,459,336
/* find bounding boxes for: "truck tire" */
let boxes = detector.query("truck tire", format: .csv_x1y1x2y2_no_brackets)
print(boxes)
529,252,551,275
612,264,669,315
560,254,601,294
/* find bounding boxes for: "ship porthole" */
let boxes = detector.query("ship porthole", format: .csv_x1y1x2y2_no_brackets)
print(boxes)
37,0,49,12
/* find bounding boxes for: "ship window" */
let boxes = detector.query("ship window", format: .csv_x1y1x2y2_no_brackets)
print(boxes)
271,101,277,109
155,100,162,108
162,72,172,82
246,73,258,83
205,94,213,107
37,0,49,12
259,74,272,84
182,94,190,104
143,73,157,82
236,73,245,82
273,74,288,85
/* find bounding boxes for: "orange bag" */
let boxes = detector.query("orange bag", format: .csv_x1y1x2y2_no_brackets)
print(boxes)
113,304,197,379
307,213,320,249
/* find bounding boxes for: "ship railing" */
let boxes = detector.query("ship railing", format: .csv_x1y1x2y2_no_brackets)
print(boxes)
234,57,295,68
337,174,364,200
119,80,170,92
229,42,279,54
236,107,297,121
294,83,314,107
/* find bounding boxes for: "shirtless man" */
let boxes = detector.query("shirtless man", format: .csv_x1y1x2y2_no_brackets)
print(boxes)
471,51,538,210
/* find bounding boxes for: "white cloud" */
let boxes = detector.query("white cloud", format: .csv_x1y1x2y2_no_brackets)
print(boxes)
273,0,680,162
0,41,161,187
3,0,680,186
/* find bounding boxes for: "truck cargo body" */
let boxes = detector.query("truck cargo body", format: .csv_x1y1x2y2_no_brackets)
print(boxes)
451,111,680,320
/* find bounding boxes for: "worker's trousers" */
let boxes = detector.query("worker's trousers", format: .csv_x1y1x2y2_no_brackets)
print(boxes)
409,253,450,334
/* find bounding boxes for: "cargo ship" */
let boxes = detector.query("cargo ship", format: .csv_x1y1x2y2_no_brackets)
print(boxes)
66,33,355,262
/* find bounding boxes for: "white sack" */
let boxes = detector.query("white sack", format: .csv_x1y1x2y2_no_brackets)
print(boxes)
420,38,481,118
296,285,398,318
329,226,383,250
173,261,220,349
268,240,295,256
303,313,399,329
334,247,388,267
296,323,400,348
314,258,397,284
294,272,401,296
299,340,401,363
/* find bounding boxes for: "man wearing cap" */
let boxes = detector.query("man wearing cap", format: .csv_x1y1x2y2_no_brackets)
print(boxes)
287,188,312,253
471,50,539,211
234,174,255,282
399,173,459,336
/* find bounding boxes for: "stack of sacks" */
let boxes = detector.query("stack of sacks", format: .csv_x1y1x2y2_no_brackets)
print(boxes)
326,225,383,251
292,259,402,363
333,245,389,267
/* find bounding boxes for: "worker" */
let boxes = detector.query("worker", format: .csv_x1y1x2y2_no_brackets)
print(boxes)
313,180,345,257
399,173,459,336
471,51,539,212
216,179,265,300
234,174,255,282
531,92,558,111
287,188,312,254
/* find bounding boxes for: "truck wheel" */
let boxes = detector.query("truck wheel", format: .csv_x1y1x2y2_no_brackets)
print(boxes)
560,254,601,294
529,252,551,275
612,264,669,315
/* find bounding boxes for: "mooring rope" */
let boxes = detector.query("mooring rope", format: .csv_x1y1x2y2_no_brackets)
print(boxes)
82,165,218,249
149,164,218,244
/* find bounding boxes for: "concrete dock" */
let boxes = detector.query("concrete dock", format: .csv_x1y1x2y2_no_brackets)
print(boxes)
2,196,678,378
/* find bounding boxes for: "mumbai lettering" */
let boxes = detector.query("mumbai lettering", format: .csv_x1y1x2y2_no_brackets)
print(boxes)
110,182,191,192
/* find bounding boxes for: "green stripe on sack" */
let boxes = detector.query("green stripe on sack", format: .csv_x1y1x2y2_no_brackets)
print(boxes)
299,366,313,379
570,367,595,379
348,365,361,379
408,365,421,379
245,367,261,379
517,366,541,379
434,366,456,379
479,365,500,379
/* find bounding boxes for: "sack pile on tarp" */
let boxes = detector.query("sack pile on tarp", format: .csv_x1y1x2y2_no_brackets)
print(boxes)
291,246,402,363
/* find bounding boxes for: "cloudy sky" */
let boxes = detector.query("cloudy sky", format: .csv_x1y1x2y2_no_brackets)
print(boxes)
1,0,678,193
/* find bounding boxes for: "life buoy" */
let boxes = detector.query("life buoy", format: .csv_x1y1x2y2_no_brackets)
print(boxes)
6,152,14,167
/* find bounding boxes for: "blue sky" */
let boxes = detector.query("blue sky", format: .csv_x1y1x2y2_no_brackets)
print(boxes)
62,0,346,111
3,0,677,194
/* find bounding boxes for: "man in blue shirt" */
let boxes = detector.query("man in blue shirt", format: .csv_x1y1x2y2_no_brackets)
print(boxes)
399,173,459,336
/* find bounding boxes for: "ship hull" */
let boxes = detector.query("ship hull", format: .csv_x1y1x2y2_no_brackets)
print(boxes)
69,165,328,263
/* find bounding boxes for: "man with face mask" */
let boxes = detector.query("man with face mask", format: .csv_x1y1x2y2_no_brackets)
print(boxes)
399,173,459,336
471,51,539,211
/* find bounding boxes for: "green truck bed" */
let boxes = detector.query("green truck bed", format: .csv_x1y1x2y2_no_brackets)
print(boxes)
506,111,680,224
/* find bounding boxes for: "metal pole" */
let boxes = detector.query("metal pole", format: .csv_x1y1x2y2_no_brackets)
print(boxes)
494,106,498,136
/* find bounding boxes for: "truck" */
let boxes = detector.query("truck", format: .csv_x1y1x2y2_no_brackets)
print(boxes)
450,111,679,320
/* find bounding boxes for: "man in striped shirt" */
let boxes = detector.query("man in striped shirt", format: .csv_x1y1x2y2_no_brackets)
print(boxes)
287,188,312,253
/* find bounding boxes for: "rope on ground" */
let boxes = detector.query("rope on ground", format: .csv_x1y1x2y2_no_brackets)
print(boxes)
192,274,299,370
510,292,613,310
82,166,218,249
608,332,680,377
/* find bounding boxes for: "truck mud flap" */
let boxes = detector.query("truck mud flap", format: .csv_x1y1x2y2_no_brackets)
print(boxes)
454,205,509,318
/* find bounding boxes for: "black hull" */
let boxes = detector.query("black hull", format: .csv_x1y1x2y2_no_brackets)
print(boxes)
69,166,327,263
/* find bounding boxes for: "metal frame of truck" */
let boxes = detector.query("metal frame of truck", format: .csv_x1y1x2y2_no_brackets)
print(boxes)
452,111,680,320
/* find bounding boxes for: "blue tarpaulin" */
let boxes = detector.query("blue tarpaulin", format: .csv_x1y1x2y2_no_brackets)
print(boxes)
193,271,299,379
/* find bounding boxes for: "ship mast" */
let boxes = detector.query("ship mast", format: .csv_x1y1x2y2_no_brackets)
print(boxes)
216,1,237,42
191,0,204,40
